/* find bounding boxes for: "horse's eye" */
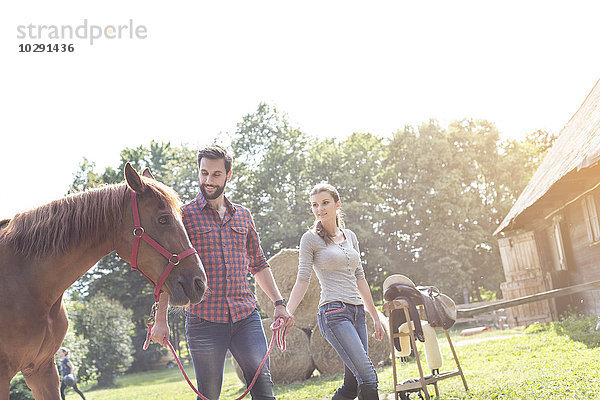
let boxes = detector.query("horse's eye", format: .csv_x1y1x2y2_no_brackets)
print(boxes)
158,215,170,225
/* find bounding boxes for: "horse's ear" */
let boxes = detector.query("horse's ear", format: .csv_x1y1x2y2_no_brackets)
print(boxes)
124,162,146,193
141,168,155,180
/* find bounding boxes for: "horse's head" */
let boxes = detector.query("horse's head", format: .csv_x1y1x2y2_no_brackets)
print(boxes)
115,163,207,306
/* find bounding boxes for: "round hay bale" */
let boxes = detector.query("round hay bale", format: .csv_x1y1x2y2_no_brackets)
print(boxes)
233,318,314,384
368,309,391,367
309,323,343,375
256,249,321,329
310,308,390,375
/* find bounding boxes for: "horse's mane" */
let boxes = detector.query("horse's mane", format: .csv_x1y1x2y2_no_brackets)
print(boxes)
0,178,181,258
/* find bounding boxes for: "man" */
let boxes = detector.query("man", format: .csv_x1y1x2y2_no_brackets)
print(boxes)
150,144,293,400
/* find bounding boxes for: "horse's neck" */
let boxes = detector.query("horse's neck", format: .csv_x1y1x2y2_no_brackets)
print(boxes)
33,237,115,307
19,184,127,304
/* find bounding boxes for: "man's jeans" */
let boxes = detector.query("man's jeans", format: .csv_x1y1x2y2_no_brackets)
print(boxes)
186,309,275,400
318,301,378,398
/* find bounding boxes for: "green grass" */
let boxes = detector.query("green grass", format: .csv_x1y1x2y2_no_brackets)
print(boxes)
63,327,600,400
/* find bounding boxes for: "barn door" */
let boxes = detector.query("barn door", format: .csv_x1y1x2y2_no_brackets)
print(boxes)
498,231,553,326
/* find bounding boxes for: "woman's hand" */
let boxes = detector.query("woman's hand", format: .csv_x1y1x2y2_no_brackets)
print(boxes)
274,305,295,329
372,317,385,341
356,277,385,341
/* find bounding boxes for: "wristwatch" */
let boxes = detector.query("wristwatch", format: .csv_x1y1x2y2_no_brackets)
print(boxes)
274,298,288,307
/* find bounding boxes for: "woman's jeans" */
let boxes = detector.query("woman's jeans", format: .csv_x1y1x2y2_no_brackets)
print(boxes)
186,309,275,400
318,301,378,398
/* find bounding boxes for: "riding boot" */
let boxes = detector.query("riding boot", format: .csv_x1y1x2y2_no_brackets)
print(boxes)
357,385,379,400
332,388,355,400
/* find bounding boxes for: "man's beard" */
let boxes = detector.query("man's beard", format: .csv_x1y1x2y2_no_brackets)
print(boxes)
200,182,226,200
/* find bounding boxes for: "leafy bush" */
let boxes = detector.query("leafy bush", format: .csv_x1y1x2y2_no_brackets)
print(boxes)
553,313,600,348
71,293,135,387
9,373,33,400
524,322,552,334
58,327,97,382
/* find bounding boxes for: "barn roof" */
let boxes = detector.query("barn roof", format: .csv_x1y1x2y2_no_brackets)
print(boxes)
495,79,600,235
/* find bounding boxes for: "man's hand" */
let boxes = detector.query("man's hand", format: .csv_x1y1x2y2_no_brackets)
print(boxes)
148,320,170,348
274,305,295,329
254,268,295,329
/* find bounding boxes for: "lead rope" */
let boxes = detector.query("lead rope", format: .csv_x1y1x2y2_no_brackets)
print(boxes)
143,309,287,400
128,190,287,399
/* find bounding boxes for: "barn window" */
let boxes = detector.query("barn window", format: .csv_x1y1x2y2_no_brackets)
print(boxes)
552,215,567,270
582,194,600,243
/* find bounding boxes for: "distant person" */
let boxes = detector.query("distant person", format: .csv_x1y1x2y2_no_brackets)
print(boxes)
287,182,384,400
57,347,86,400
150,144,294,400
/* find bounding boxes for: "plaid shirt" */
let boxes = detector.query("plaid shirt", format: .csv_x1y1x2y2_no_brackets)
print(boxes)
183,192,269,323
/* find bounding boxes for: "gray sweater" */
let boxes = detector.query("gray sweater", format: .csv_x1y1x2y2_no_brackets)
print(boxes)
297,228,366,307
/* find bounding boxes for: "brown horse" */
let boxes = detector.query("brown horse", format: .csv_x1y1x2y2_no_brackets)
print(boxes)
0,163,207,400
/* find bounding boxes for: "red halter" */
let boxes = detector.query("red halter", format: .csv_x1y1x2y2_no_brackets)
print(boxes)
129,191,197,302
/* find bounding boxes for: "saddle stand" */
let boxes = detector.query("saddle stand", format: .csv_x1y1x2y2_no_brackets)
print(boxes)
383,299,468,400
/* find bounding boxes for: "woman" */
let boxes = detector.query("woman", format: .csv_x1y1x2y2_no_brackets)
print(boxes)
57,347,86,400
288,183,384,400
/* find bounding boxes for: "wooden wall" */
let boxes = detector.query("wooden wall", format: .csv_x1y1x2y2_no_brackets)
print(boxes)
498,231,552,327
500,185,600,321
561,188,600,314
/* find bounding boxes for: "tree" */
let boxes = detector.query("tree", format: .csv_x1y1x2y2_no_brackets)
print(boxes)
71,253,165,372
70,294,134,387
380,121,477,299
58,300,96,382
229,103,312,258
66,105,555,327
379,119,551,301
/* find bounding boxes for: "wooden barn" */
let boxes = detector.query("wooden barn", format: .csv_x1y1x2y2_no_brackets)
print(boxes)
494,79,600,327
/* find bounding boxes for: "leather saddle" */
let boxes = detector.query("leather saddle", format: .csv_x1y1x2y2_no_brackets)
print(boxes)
384,283,457,352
